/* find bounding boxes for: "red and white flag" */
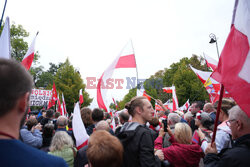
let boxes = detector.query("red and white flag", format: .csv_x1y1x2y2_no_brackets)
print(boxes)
112,97,118,111
179,99,190,111
79,89,84,105
111,117,116,132
57,93,63,115
162,86,179,111
0,17,10,59
21,32,38,70
72,102,89,150
204,53,218,71
48,82,58,109
97,40,137,112
137,88,151,101
62,93,67,116
211,0,250,117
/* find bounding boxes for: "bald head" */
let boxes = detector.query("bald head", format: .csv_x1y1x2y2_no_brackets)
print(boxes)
203,103,215,113
96,120,110,131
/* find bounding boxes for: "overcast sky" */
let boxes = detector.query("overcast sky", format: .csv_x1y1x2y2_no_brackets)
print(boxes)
2,0,235,108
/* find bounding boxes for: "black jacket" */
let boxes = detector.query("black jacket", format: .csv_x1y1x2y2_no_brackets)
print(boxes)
204,134,250,167
116,122,161,167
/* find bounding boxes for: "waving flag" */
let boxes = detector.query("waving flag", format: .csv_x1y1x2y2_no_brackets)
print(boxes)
21,32,38,70
211,0,250,117
111,118,116,132
48,82,58,109
62,93,67,116
0,17,10,59
72,102,89,150
204,53,218,71
97,40,136,112
137,88,151,101
79,89,84,105
57,93,62,115
162,86,178,111
179,99,190,111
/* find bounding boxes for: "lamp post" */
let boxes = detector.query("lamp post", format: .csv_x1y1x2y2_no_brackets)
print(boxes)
209,33,220,59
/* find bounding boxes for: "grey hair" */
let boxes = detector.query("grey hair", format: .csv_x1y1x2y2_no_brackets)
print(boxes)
184,112,193,121
168,113,181,124
229,105,250,126
96,120,110,131
49,131,73,152
57,116,68,127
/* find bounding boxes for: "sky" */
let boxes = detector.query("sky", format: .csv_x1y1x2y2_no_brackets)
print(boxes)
2,0,235,109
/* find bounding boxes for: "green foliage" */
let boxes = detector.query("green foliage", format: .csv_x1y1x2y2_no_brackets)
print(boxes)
53,59,92,113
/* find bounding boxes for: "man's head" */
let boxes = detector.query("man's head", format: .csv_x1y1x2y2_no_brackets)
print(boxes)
46,109,54,119
87,130,123,167
41,109,46,117
118,111,129,125
228,105,250,140
125,96,154,123
190,101,203,115
0,59,33,129
54,112,61,119
95,120,110,131
26,117,38,131
203,103,215,113
167,113,181,126
92,108,104,123
57,116,68,128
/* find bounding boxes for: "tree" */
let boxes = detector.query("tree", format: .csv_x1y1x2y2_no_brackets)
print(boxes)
53,59,92,114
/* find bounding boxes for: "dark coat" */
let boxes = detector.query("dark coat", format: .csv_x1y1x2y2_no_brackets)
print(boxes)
116,122,161,167
204,134,250,167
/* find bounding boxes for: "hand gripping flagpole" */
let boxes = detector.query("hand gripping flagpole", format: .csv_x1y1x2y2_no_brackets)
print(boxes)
211,84,224,143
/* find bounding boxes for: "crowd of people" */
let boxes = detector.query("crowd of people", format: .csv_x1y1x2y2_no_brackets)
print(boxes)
0,58,250,167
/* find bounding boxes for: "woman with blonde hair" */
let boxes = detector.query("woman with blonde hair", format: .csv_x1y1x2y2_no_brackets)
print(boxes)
155,123,203,167
49,131,77,167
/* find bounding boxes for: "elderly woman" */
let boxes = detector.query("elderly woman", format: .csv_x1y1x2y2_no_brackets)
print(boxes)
49,131,77,167
198,98,235,153
155,123,203,167
192,112,213,145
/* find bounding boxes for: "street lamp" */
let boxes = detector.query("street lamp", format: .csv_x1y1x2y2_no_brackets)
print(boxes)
209,33,220,59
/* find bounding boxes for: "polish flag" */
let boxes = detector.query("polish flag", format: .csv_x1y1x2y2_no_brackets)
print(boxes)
48,82,58,109
79,89,84,105
155,103,163,111
72,102,89,150
179,99,190,111
204,53,218,71
97,41,136,112
0,17,10,59
112,97,118,111
190,65,230,103
57,93,63,115
21,32,38,70
211,0,250,117
137,88,151,101
111,117,116,132
162,86,179,111
62,93,67,116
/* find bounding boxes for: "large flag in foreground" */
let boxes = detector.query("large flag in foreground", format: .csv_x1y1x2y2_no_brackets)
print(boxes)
21,33,38,70
72,102,89,150
0,17,10,59
211,0,250,117
97,41,136,112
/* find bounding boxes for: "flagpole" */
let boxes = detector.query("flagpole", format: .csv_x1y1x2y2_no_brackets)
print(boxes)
130,40,139,89
0,0,7,29
211,84,224,143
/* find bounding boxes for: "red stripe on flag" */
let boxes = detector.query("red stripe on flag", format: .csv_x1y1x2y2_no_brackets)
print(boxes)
115,54,136,68
76,139,88,150
97,73,108,112
21,53,34,70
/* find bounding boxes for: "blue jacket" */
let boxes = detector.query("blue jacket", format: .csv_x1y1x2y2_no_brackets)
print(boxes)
20,126,42,148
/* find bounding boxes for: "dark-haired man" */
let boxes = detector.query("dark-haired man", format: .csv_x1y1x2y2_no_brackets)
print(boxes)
117,96,163,167
0,59,67,167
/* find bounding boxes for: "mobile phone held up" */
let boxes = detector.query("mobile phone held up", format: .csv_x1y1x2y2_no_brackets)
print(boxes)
162,119,168,132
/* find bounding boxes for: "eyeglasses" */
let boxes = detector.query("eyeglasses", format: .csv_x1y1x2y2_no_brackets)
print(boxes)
226,119,236,126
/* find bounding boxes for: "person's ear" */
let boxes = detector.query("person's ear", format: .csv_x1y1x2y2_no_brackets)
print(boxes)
237,120,243,131
17,92,30,114
135,106,142,115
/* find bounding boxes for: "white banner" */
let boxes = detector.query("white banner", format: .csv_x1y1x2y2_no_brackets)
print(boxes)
29,89,52,106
